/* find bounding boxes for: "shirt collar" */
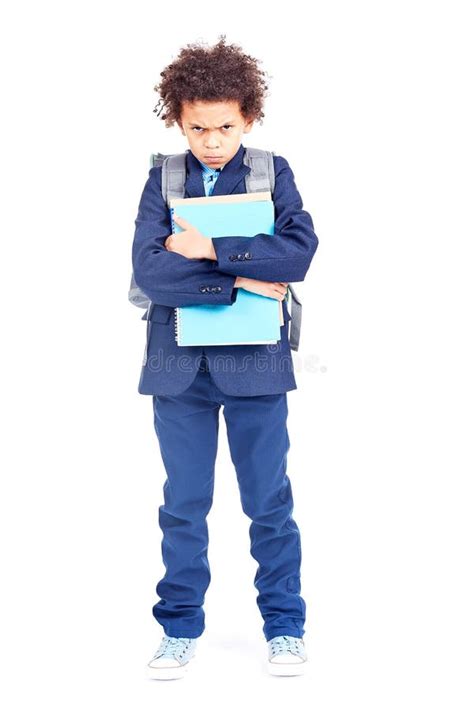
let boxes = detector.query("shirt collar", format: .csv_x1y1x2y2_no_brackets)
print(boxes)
197,159,222,176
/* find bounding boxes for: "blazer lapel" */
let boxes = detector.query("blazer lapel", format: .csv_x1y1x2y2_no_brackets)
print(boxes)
184,143,251,198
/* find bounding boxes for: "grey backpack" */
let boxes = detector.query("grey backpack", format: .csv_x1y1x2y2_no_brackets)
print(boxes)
129,146,302,350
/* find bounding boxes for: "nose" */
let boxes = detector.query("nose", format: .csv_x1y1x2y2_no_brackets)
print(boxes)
204,131,220,149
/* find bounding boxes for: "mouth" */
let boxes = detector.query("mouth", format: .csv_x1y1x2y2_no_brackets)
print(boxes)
204,156,223,160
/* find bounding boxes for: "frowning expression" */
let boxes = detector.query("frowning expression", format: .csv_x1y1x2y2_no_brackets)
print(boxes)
178,100,254,170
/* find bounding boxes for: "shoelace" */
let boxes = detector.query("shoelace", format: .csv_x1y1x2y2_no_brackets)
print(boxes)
153,636,193,661
269,635,306,658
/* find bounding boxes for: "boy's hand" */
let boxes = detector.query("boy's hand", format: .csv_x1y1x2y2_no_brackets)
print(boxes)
234,276,288,301
164,214,217,260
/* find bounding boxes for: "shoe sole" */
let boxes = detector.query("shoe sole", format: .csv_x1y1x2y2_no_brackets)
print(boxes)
147,654,195,681
267,659,307,676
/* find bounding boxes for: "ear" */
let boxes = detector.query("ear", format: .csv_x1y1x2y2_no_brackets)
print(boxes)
243,119,254,134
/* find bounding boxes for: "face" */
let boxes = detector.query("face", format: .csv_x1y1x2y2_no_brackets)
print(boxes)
178,100,254,169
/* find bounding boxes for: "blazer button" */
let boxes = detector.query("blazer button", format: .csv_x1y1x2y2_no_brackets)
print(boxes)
199,285,207,293
215,286,222,292
229,255,236,261
244,252,252,259
237,254,244,260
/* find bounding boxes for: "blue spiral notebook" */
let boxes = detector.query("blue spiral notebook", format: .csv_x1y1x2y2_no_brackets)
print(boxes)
169,192,283,346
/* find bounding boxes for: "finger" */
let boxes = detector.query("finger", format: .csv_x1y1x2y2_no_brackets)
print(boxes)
173,214,192,228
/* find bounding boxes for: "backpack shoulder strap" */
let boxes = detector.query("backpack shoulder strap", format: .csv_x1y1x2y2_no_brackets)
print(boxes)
287,284,302,352
243,146,275,193
161,153,187,204
149,152,188,204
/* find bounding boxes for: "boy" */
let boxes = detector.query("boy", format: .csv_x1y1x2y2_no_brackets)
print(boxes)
132,36,318,680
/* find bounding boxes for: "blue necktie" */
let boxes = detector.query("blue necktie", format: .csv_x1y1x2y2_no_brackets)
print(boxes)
205,169,221,196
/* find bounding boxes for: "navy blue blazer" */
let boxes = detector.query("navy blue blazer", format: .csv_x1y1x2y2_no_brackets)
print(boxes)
132,142,318,396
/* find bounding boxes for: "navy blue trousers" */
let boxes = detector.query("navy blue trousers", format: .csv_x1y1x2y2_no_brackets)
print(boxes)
151,354,306,642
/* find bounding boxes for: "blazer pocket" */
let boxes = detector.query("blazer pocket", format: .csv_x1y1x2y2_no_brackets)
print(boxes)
141,304,174,324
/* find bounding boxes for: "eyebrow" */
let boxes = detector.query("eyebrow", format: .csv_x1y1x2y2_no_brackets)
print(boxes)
188,120,235,128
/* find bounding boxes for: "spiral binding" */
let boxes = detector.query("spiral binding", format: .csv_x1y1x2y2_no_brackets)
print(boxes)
174,307,181,344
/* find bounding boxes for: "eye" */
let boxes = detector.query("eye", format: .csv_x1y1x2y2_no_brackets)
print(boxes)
191,126,233,132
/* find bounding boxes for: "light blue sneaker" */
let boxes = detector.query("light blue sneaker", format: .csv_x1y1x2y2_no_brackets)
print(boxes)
267,635,308,676
147,634,198,680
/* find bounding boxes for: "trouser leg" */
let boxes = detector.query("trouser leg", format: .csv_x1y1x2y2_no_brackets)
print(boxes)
151,362,220,638
221,390,306,642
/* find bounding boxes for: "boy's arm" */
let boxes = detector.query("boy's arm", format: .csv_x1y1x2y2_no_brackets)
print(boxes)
132,167,238,307
210,155,318,282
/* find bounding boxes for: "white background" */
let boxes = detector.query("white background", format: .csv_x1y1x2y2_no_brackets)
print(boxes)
1,1,473,708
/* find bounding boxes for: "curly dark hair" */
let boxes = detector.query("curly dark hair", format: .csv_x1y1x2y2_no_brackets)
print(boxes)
153,34,271,128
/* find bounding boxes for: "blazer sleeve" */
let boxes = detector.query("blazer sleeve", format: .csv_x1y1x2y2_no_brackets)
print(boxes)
132,167,238,307
210,155,318,282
